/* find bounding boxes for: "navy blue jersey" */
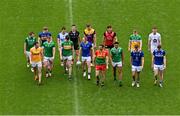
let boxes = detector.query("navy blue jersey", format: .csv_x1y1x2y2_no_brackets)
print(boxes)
80,42,92,57
153,49,165,65
131,51,144,66
39,32,51,38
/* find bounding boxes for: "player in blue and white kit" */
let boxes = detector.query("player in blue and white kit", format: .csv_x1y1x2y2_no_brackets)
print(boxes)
131,44,144,87
38,27,52,46
57,26,68,66
78,37,94,80
152,45,166,87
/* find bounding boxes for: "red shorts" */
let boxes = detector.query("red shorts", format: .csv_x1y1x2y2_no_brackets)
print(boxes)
95,65,106,71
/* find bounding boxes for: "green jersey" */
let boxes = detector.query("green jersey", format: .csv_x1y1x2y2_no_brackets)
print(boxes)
61,40,73,56
129,34,142,41
43,41,55,57
110,47,123,62
25,37,36,51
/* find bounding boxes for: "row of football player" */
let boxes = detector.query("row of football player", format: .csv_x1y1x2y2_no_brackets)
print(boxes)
24,24,166,87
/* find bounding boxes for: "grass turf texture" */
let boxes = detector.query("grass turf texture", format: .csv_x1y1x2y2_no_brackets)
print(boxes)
0,0,180,115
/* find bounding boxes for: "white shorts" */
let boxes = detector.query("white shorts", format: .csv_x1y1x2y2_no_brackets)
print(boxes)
154,64,164,71
63,55,72,61
43,57,54,62
31,61,42,68
25,51,30,59
82,56,91,62
112,61,122,67
132,65,142,72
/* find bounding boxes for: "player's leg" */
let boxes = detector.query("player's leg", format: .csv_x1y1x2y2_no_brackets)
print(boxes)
59,47,63,66
48,58,53,77
136,71,140,88
112,62,117,81
153,65,159,85
82,57,86,77
37,62,42,85
31,62,38,80
67,56,73,80
63,57,68,74
159,66,164,87
131,66,136,87
101,70,106,87
25,51,30,67
43,58,49,78
95,69,100,85
87,58,91,80
117,65,123,86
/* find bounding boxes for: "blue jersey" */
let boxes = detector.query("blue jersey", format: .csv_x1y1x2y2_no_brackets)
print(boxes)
38,32,52,38
131,51,144,66
153,49,165,65
80,42,92,57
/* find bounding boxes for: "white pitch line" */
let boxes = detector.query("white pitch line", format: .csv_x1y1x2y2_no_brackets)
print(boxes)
67,0,79,114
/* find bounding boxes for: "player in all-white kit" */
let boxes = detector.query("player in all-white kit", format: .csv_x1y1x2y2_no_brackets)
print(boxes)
148,27,161,67
57,26,68,66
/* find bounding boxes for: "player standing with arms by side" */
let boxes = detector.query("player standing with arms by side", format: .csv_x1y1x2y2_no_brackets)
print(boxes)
110,42,124,86
78,37,94,80
148,27,161,68
24,32,36,72
152,45,166,87
130,44,144,88
57,26,68,66
61,35,74,80
30,42,43,85
103,25,117,50
69,24,81,64
42,36,55,78
94,44,108,87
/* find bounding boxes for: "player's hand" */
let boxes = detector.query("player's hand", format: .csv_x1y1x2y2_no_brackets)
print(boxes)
24,51,26,55
106,65,109,69
148,48,150,52
164,65,166,70
128,48,130,51
141,66,144,70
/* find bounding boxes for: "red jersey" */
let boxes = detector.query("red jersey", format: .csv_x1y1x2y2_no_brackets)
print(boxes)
104,31,116,46
95,49,108,65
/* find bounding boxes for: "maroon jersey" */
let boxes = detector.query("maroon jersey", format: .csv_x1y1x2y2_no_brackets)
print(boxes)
104,31,116,46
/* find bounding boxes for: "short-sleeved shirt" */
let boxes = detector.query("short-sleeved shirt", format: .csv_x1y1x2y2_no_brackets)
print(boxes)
149,32,161,48
57,32,68,43
61,40,74,56
42,41,55,57
30,47,43,62
69,31,80,45
84,28,96,43
25,37,36,51
95,50,108,65
153,49,165,65
129,34,142,50
110,47,123,62
131,50,144,66
104,31,116,46
38,32,52,45
80,42,92,57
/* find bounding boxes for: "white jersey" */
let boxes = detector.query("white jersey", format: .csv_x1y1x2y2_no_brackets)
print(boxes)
57,32,68,43
148,32,161,48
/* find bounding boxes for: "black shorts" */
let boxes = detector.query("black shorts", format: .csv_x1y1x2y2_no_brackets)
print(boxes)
74,44,79,50
105,45,114,49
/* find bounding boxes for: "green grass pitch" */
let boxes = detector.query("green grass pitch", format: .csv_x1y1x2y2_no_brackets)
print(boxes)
0,0,180,115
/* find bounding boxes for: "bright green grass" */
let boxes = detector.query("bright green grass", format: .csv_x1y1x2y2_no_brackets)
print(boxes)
0,0,180,115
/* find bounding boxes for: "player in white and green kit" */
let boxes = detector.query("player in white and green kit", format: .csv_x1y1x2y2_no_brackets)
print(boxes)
42,36,55,78
110,42,124,86
24,32,36,71
61,35,74,80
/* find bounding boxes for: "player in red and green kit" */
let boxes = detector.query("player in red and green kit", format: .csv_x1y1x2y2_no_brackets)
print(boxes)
24,32,36,71
42,36,55,78
110,42,124,86
61,35,74,80
93,44,109,86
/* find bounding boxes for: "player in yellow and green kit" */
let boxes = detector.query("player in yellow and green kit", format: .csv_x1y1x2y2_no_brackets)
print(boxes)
128,30,142,51
110,42,124,86
42,36,55,78
24,32,36,72
61,35,74,80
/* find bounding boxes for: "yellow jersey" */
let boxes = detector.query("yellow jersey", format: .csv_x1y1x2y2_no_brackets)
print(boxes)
30,47,43,62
